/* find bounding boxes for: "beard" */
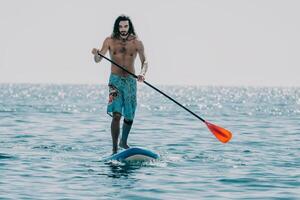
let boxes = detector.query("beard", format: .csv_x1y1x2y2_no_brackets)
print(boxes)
120,31,128,36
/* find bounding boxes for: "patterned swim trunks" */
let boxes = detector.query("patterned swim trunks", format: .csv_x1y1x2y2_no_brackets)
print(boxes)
107,73,137,120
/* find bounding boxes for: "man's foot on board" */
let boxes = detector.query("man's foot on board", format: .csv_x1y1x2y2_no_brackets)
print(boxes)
112,148,118,155
119,142,130,149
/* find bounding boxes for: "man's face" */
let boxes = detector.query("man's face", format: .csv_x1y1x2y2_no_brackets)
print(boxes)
119,20,129,37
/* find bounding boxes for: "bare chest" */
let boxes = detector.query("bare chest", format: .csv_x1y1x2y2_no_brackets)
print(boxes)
110,39,138,56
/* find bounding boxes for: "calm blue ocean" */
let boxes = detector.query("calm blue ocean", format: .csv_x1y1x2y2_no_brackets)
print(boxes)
0,83,299,199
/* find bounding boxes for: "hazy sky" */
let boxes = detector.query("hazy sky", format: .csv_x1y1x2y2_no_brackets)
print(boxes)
0,0,299,86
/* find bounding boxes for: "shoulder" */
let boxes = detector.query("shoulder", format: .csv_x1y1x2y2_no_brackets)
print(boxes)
102,37,113,48
129,36,143,46
135,38,144,50
127,35,141,43
104,36,113,43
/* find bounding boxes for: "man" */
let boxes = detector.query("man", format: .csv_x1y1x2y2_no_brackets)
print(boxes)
92,15,148,154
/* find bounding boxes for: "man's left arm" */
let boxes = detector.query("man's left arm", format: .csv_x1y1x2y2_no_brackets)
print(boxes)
137,40,148,82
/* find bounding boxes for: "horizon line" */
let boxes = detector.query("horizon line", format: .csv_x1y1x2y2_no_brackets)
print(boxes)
0,81,299,88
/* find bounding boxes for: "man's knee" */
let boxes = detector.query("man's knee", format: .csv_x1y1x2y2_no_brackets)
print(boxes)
112,112,121,121
124,119,133,126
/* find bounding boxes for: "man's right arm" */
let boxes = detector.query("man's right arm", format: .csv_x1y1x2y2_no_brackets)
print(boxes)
92,37,110,63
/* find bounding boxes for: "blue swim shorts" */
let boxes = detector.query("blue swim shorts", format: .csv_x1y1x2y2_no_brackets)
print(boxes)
107,73,137,120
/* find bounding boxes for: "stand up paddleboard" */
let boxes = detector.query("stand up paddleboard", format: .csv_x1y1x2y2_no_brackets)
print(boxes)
104,147,159,162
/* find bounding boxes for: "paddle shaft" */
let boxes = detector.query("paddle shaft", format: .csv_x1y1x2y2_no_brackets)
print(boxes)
98,53,206,123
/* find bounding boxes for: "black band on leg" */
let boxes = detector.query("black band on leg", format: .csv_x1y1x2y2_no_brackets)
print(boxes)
124,119,133,126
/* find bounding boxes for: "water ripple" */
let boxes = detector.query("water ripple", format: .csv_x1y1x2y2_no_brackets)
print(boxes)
0,84,299,199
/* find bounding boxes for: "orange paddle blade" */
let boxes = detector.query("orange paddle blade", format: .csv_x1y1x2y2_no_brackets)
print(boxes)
205,121,232,143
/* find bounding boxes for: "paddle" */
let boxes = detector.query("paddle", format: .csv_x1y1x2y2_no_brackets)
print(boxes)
96,53,232,143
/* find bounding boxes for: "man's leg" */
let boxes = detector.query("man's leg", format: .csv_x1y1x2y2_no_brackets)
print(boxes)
111,112,121,154
119,119,133,149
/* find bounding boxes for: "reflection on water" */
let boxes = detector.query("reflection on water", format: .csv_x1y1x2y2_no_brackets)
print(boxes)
105,163,143,179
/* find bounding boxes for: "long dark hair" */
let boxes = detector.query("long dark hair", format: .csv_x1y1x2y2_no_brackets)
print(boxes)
112,15,136,39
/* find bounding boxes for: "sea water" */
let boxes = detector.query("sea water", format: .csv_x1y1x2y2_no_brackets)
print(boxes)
0,83,299,199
